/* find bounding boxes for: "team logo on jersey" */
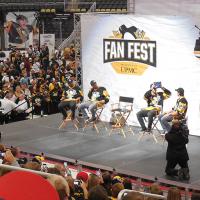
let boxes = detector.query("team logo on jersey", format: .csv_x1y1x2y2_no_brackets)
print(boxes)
194,25,200,60
103,24,156,75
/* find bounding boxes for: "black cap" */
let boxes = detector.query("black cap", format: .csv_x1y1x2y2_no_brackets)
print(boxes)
175,88,184,95
90,80,96,86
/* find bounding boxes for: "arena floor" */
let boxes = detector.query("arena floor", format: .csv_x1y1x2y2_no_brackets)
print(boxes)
1,114,200,189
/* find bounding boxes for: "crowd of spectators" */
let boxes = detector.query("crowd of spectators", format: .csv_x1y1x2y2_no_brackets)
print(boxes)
0,44,77,124
0,143,199,200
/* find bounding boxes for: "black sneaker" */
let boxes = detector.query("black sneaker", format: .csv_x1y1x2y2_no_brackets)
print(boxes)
146,128,151,133
87,117,96,123
182,168,190,180
139,128,147,132
178,168,184,180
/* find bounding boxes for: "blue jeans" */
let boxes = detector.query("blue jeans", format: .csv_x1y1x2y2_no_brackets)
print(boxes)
158,113,173,133
136,109,157,130
78,101,97,119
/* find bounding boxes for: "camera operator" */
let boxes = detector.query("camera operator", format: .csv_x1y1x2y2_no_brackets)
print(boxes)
165,118,190,180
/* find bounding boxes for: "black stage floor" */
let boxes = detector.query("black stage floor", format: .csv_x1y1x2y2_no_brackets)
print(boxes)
1,114,200,189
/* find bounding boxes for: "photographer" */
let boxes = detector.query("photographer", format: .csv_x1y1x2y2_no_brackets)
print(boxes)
73,172,89,200
165,119,190,180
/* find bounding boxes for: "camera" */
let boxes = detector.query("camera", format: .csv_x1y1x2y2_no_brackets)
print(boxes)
0,152,5,159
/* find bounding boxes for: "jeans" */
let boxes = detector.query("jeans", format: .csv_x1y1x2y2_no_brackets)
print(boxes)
158,113,173,133
78,101,97,119
58,101,77,120
136,109,157,130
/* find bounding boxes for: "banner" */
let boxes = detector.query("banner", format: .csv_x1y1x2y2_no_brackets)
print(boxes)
4,12,39,49
40,34,55,59
81,14,200,136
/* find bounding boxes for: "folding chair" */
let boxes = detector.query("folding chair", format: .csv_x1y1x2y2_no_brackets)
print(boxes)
59,111,79,131
83,105,107,134
109,96,134,138
138,111,161,143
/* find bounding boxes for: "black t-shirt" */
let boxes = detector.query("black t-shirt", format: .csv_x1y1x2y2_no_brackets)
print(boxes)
88,87,110,104
63,85,83,101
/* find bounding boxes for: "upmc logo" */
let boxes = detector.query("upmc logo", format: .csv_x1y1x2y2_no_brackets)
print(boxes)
103,24,157,75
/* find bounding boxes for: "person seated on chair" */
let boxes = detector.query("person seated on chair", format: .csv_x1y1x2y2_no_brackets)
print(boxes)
14,93,29,121
159,87,188,134
144,83,171,107
78,80,110,123
136,86,164,132
58,79,83,121
165,118,190,180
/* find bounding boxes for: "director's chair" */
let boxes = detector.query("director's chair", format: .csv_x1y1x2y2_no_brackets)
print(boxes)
109,96,134,138
138,111,162,143
59,111,79,131
83,105,107,134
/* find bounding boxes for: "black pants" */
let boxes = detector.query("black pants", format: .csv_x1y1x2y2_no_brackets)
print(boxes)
58,101,76,120
136,109,157,130
165,158,189,176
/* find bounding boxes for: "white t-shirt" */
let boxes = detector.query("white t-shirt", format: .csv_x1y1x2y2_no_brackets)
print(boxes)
0,98,17,115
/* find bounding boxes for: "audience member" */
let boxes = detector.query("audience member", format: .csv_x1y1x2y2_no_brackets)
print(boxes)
0,43,77,123
167,187,181,200
88,185,109,200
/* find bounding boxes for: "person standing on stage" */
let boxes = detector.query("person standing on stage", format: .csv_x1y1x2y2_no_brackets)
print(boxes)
165,119,190,180
78,80,110,122
58,79,83,121
159,87,188,133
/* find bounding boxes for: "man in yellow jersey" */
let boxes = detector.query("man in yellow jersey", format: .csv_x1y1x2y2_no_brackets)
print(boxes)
159,88,188,133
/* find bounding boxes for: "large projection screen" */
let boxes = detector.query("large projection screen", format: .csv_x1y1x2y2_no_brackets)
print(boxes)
81,14,200,136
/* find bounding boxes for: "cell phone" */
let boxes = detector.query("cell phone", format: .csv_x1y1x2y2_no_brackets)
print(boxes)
64,162,68,168
96,169,101,177
74,180,81,186
42,163,48,172
0,152,5,158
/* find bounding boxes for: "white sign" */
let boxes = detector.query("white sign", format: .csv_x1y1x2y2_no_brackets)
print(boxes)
40,34,55,59
81,14,200,136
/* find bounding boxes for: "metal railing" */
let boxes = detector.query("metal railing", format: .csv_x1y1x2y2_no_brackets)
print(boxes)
0,163,57,178
118,189,166,200
58,2,96,50
0,97,34,123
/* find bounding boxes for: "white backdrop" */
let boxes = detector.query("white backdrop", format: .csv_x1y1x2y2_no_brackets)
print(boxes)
81,14,200,136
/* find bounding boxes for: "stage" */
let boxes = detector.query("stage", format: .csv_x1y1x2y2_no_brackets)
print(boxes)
1,114,200,189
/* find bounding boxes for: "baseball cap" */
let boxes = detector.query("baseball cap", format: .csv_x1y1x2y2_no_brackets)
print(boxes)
0,171,59,200
76,171,89,183
175,88,184,95
90,80,96,86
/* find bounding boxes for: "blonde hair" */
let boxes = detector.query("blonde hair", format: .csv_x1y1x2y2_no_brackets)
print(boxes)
47,175,70,197
167,187,181,200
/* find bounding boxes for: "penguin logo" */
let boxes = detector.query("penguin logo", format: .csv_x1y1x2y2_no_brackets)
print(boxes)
119,24,145,40
103,24,156,76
